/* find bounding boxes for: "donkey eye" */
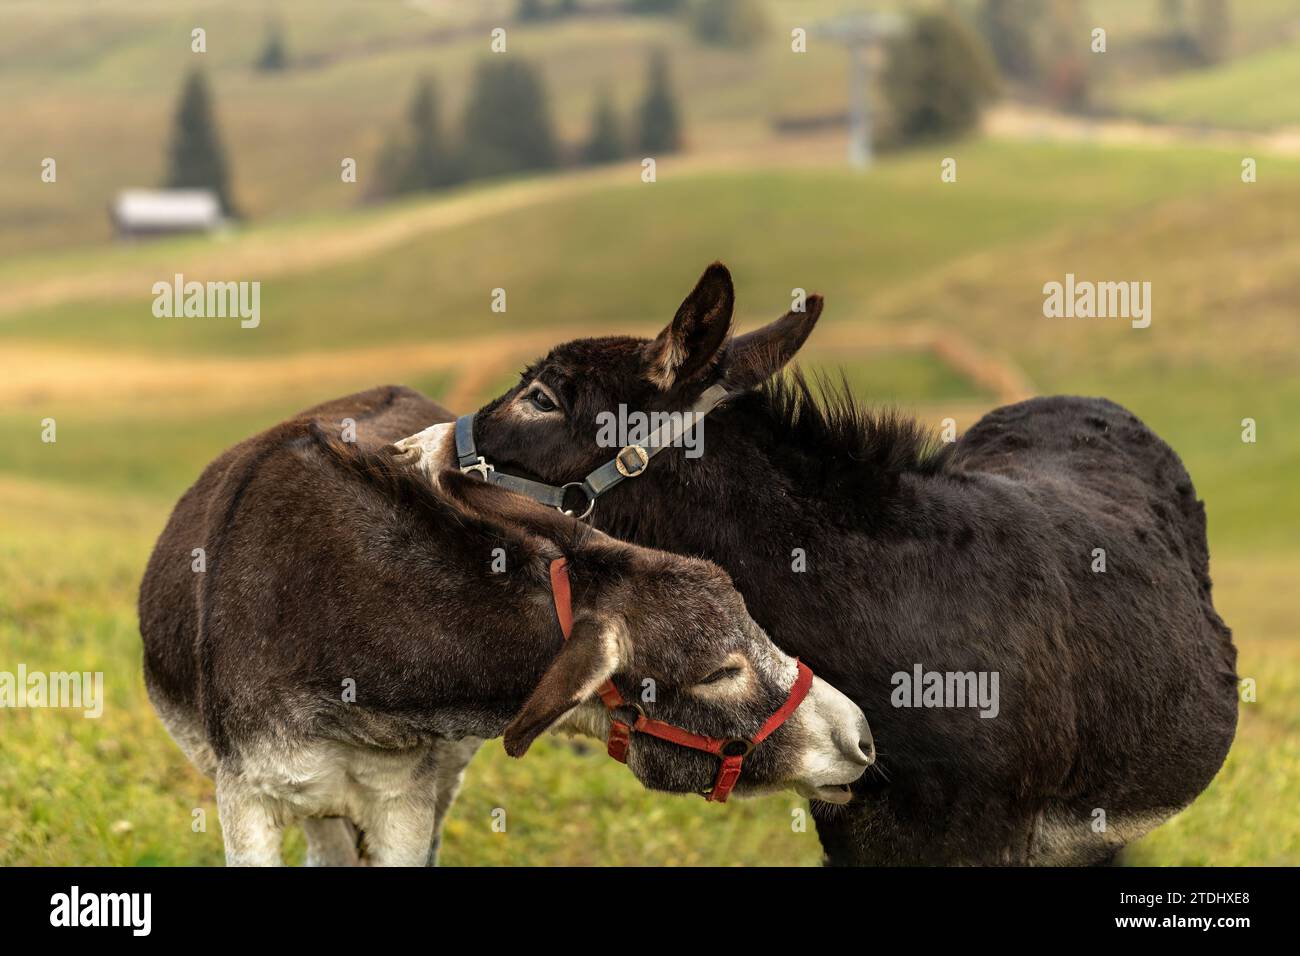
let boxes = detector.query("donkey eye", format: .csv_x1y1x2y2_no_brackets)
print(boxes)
527,388,558,413
698,666,742,686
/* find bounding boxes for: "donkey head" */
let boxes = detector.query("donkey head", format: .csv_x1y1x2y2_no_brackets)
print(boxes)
466,262,819,496
441,471,872,803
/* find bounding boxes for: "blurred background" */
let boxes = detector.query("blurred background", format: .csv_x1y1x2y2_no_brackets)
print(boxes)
1,0,1297,865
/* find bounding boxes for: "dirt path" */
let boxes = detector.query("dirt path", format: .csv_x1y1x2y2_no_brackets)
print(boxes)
986,103,1300,155
0,136,847,322
0,173,628,320
2,95,1287,322
5,100,1283,321
3,315,1032,417
1,327,591,411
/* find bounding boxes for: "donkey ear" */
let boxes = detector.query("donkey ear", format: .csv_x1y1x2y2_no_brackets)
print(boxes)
643,262,735,391
722,295,823,392
503,616,623,757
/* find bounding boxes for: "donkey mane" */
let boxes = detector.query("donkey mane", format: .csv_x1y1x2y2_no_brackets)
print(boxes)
751,368,954,509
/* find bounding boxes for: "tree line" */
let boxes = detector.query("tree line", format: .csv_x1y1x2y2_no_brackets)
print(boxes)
372,50,681,200
165,49,681,215
163,2,1240,216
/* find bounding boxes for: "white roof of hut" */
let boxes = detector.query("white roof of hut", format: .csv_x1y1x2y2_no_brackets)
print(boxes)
111,189,223,232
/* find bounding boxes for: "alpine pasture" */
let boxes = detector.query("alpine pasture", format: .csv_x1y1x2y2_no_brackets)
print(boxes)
1,0,1297,865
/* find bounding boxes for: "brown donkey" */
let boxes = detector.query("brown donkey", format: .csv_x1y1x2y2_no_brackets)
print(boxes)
138,388,872,866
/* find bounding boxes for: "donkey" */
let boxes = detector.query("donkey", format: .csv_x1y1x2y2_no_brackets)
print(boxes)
444,262,1239,866
138,388,872,866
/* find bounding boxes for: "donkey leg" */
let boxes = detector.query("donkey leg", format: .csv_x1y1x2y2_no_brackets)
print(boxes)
425,737,482,866
216,768,284,867
357,797,438,867
302,817,361,867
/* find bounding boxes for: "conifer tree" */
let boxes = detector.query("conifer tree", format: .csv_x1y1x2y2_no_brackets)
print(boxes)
256,21,288,71
405,76,455,190
462,59,558,176
583,91,624,165
637,51,681,154
164,70,237,215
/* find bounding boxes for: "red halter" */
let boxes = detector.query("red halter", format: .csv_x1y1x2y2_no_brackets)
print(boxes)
549,557,814,803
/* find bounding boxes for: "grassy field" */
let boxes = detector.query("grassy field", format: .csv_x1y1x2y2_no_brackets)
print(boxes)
1,126,1297,864
1116,40,1300,130
0,138,1275,355
3,0,1298,256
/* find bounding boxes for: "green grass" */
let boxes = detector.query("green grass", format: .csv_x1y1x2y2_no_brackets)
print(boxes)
4,0,1298,256
0,403,301,500
807,352,991,404
1123,642,1300,867
1118,42,1300,130
0,0,748,255
2,475,1294,866
2,461,1296,866
2,135,1298,865
4,139,1287,356
0,478,822,866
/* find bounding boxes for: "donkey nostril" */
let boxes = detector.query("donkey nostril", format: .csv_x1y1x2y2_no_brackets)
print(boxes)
840,735,873,767
857,720,874,763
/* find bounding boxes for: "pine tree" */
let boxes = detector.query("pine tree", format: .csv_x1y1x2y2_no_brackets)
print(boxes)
583,91,624,165
462,59,558,177
370,77,460,198
404,77,455,190
164,70,237,216
256,21,288,71
637,51,681,154
371,133,412,201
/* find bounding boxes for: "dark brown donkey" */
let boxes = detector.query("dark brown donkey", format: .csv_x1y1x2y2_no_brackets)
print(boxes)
446,263,1239,866
138,388,871,866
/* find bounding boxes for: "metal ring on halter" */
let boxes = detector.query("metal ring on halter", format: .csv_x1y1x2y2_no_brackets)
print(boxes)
611,701,646,727
558,482,596,520
720,738,755,758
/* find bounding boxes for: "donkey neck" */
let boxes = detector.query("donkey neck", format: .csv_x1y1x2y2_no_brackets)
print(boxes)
593,395,947,669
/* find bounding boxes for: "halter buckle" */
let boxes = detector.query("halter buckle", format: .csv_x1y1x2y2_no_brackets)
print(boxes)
461,456,495,480
615,444,650,478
